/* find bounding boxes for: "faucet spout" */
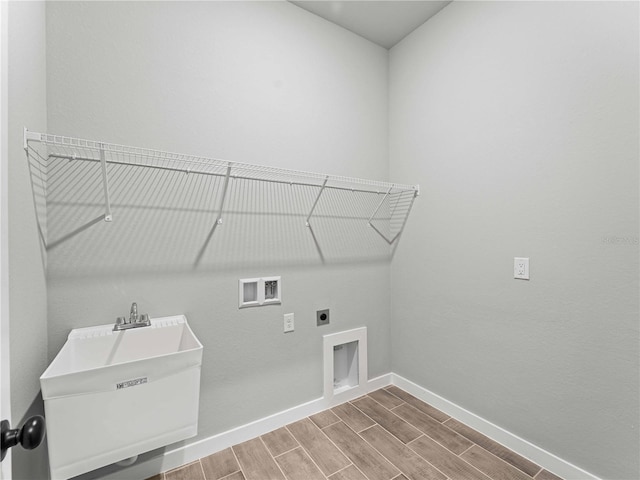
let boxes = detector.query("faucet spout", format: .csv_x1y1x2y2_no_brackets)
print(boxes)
129,302,138,323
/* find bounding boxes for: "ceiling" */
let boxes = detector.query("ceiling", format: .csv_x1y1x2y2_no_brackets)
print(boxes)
289,1,452,49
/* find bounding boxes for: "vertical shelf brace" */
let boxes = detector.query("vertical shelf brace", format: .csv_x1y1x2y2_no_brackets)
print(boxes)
305,176,329,227
216,163,232,226
368,185,398,244
193,163,232,266
99,144,113,222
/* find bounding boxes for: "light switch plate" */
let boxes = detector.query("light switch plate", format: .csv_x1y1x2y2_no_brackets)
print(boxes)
284,313,294,333
514,257,530,280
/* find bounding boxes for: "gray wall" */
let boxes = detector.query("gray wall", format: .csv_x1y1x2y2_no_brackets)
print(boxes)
389,2,639,479
7,1,49,479
45,0,391,450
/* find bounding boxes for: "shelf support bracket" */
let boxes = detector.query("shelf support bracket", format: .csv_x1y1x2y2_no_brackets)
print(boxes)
305,176,329,227
99,144,113,222
216,163,232,226
367,185,399,244
194,163,232,266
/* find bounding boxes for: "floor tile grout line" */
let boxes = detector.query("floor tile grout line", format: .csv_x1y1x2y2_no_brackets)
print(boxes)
391,401,478,456
406,434,486,480
307,417,380,480
463,443,540,480
327,462,365,480
346,397,387,432
229,443,245,480
271,443,303,459
388,396,447,425
442,417,542,477
351,394,422,443
259,435,288,480
385,387,451,424
197,459,207,480
356,425,447,480
218,470,243,480
316,417,342,430
387,401,406,412
283,422,343,478
330,402,376,434
457,444,475,457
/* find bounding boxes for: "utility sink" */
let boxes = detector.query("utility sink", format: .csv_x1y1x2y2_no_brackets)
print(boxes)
40,315,203,480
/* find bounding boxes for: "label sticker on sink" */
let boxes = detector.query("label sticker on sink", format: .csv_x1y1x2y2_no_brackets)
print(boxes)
116,377,148,390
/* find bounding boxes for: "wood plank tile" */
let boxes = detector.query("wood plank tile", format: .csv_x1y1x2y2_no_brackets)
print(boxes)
359,425,446,480
201,448,240,480
385,386,450,423
535,469,563,480
461,445,534,480
369,388,405,409
444,418,541,477
408,435,491,480
392,403,472,454
310,409,341,429
329,465,368,480
221,473,245,480
332,402,375,432
287,418,350,476
165,462,205,480
232,437,285,480
324,421,400,480
261,427,299,457
352,396,421,444
145,475,164,480
392,475,409,480
275,447,325,480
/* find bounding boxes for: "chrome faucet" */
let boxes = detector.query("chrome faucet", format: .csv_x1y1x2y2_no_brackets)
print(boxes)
130,302,138,323
113,302,151,331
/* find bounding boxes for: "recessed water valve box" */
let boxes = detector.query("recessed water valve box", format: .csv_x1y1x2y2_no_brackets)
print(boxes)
239,276,281,308
317,309,330,326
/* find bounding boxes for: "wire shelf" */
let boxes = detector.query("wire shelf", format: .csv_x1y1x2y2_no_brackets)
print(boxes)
25,129,418,195
24,128,419,263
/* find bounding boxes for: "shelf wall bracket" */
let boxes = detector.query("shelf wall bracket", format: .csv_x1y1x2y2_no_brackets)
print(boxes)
215,163,232,226
193,163,232,266
368,185,399,245
99,144,113,222
305,176,329,227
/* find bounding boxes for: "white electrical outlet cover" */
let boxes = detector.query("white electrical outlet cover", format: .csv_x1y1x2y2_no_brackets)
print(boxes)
284,313,294,333
514,257,530,280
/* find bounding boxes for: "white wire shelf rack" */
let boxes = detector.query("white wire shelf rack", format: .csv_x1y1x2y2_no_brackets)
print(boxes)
24,128,419,255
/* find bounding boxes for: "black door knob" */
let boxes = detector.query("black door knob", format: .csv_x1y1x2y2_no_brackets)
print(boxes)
1,416,46,462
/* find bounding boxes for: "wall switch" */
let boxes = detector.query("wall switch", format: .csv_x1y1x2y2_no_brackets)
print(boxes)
284,313,294,333
514,257,530,280
317,309,330,326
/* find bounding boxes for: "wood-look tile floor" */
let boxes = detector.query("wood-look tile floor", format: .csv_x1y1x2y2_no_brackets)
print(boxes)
149,386,564,480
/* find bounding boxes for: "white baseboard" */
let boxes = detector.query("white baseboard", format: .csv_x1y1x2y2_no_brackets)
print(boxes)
390,373,600,480
91,372,598,480
92,373,391,480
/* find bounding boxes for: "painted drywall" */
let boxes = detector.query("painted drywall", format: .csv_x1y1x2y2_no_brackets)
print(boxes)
44,0,391,467
7,1,49,479
389,2,639,479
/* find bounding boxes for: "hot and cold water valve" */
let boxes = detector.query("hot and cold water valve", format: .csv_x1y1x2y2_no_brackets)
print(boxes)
239,277,281,308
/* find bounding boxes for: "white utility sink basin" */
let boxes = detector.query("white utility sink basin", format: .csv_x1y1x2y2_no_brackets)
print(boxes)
40,315,203,480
